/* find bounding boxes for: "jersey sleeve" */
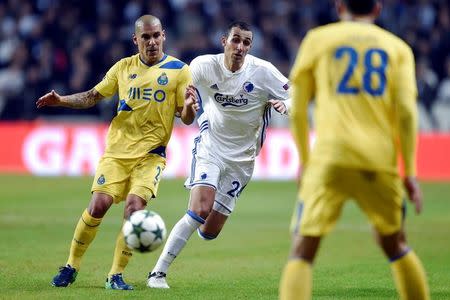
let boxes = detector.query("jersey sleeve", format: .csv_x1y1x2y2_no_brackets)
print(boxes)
289,32,316,168
176,64,193,108
189,57,205,86
393,45,418,176
264,63,290,100
94,60,122,98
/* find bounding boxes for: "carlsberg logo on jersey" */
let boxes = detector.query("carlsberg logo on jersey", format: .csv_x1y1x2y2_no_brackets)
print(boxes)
214,93,248,107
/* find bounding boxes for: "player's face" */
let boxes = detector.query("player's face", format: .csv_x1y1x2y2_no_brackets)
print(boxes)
133,23,165,65
222,27,252,67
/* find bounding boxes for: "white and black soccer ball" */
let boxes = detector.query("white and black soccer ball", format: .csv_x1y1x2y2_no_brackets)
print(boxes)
122,209,167,253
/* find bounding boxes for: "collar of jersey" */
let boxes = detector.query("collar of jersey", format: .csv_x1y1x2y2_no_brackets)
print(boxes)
139,53,168,67
220,53,248,76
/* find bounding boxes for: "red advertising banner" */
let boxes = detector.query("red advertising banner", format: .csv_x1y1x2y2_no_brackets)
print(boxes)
0,122,449,180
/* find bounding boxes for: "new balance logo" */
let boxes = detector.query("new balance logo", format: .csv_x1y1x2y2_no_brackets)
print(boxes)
210,84,219,90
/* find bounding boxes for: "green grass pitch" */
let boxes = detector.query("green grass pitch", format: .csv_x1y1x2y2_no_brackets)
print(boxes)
0,175,449,299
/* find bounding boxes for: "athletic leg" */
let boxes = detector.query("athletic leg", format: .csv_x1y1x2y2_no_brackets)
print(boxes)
52,192,113,287
106,194,146,290
279,235,321,300
148,185,215,288
376,231,429,300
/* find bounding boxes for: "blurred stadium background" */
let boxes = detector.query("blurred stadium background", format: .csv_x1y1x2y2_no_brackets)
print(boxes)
0,0,449,179
1,1,449,298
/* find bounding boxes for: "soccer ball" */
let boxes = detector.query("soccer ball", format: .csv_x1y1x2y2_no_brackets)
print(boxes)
122,209,167,253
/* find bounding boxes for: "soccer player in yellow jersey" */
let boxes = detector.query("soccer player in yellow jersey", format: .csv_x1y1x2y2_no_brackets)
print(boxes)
279,1,430,300
36,15,198,290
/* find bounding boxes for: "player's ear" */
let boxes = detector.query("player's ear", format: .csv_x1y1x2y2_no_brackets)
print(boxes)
221,35,227,47
132,33,138,45
162,30,166,42
335,0,345,17
373,1,382,18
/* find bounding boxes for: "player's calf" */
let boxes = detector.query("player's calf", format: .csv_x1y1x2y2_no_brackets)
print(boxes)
197,228,217,240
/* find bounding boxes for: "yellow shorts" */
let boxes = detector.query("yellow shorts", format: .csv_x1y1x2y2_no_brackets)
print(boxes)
91,154,166,203
291,164,404,237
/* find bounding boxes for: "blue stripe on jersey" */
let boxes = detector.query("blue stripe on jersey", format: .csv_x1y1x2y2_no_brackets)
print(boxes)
118,100,132,111
194,87,204,117
199,120,209,133
148,146,166,158
260,104,272,147
139,54,168,67
159,60,185,69
187,210,205,224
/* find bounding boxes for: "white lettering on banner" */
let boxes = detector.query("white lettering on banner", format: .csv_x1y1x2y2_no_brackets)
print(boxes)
67,128,103,176
22,127,66,176
21,126,301,179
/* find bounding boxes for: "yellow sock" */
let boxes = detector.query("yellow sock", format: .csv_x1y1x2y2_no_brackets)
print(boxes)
391,250,430,300
279,259,312,300
66,209,102,270
108,223,133,277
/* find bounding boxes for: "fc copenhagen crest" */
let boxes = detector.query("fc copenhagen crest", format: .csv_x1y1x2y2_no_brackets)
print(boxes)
243,81,254,93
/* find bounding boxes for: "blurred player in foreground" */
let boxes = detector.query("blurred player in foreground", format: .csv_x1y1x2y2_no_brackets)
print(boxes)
279,0,430,299
37,15,197,290
147,21,291,289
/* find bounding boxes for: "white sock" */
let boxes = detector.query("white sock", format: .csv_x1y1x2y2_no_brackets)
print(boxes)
152,211,204,274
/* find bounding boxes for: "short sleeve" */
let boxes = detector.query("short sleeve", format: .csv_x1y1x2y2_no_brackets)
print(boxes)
189,57,204,86
94,60,122,98
264,62,290,100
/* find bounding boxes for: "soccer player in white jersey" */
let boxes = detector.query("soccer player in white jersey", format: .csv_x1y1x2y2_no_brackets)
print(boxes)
147,21,291,289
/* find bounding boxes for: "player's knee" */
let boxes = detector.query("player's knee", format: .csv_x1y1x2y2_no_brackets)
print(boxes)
189,204,212,220
88,193,113,218
124,197,146,218
197,228,218,240
377,231,409,259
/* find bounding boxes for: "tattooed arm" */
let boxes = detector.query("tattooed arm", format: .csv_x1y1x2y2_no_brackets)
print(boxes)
36,88,104,109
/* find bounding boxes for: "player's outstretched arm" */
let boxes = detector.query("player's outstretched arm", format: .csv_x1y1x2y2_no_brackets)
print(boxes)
403,176,423,214
179,85,198,125
36,88,104,109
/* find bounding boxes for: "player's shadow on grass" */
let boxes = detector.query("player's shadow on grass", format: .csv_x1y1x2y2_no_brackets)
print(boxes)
315,287,396,298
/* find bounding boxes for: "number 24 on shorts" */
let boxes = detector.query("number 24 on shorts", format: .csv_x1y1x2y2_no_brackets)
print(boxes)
227,181,247,197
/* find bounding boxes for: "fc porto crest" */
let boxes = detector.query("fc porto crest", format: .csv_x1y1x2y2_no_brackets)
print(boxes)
97,174,105,185
157,72,168,85
243,81,254,93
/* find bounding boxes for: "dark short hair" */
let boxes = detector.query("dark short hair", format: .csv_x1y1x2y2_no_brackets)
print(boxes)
225,21,252,37
343,0,377,15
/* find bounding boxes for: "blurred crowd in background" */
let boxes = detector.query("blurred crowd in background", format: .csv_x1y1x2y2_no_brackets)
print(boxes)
0,0,449,130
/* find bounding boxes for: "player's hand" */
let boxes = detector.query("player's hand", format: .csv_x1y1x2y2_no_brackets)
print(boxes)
269,99,287,114
403,176,423,214
185,85,199,112
36,90,63,108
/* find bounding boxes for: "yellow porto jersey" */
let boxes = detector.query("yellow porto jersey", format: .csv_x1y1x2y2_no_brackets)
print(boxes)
95,54,191,158
290,21,418,175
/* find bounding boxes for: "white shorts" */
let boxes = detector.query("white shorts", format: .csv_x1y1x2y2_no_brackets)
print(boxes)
184,135,254,216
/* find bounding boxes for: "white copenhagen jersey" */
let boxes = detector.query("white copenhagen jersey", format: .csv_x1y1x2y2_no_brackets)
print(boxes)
191,53,290,162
